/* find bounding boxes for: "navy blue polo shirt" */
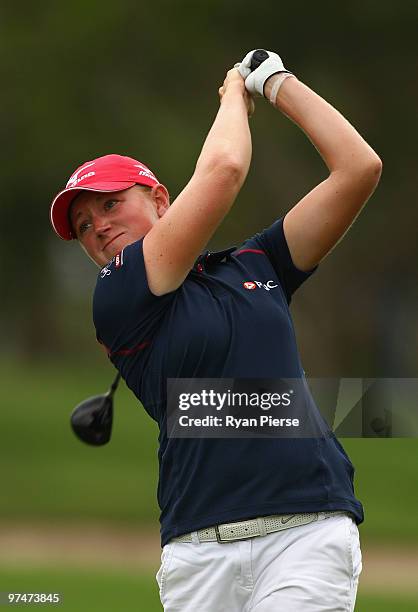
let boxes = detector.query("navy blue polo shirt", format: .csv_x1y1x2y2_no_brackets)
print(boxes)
93,218,364,546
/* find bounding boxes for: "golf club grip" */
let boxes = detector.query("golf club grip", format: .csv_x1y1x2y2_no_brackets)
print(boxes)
250,49,269,72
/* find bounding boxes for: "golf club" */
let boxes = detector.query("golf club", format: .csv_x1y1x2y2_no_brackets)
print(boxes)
70,372,121,446
250,49,269,71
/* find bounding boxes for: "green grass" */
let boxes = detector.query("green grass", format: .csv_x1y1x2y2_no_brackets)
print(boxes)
1,358,418,543
343,438,418,544
0,566,417,611
356,594,418,611
1,358,160,523
0,566,161,611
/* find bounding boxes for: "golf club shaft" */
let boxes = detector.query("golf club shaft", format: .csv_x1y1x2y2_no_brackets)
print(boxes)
110,372,121,396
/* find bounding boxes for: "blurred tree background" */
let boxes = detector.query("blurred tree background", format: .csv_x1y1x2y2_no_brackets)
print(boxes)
0,2,417,608
0,0,416,375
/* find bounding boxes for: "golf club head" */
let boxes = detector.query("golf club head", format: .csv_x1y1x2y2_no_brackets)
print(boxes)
71,392,113,446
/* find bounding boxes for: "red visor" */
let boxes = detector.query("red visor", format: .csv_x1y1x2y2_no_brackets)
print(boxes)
50,154,160,240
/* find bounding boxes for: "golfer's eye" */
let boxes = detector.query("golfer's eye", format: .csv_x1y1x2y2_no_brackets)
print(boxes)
78,220,91,235
104,199,118,211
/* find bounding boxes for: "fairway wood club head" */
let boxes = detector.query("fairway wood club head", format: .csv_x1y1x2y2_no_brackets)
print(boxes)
70,373,121,446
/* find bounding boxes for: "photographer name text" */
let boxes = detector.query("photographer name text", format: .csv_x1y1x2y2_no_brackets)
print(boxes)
178,415,299,428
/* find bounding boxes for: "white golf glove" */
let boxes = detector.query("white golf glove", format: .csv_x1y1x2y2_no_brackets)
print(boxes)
236,49,292,98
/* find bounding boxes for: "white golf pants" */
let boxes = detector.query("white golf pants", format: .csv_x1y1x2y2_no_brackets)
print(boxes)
156,513,362,611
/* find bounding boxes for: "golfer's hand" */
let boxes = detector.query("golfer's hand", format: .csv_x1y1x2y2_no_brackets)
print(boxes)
218,68,255,117
237,49,291,98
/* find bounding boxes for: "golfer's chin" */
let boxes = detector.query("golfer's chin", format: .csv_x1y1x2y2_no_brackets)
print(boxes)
100,233,142,265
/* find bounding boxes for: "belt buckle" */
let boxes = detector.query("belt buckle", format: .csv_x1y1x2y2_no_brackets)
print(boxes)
214,524,229,544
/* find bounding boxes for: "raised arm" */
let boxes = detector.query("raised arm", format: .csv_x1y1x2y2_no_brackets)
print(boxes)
270,76,382,271
240,50,382,272
143,69,253,296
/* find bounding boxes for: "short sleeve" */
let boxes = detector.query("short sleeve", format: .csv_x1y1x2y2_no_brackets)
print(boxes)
93,239,174,354
250,217,317,303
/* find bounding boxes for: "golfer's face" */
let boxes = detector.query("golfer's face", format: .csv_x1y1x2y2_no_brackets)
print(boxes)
70,186,163,266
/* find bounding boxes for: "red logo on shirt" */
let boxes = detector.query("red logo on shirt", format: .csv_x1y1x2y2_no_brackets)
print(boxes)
243,280,279,292
115,250,124,269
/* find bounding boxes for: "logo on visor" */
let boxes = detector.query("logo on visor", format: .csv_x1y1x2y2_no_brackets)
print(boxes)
134,164,157,182
66,162,96,188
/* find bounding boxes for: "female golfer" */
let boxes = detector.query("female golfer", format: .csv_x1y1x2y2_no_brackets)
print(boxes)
50,49,381,611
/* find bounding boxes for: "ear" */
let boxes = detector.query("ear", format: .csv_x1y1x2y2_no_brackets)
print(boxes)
151,184,170,218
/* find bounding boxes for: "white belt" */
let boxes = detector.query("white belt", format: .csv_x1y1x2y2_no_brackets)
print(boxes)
171,511,349,544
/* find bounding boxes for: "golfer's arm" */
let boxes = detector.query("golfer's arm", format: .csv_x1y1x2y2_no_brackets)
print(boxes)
144,82,252,296
265,76,382,271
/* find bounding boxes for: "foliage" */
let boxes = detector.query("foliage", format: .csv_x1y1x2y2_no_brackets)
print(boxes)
0,2,417,375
